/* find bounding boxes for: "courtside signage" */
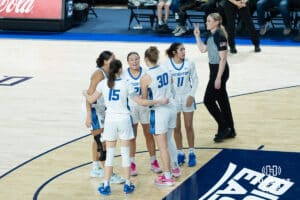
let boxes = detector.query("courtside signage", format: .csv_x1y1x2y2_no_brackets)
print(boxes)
0,0,63,19
163,149,299,200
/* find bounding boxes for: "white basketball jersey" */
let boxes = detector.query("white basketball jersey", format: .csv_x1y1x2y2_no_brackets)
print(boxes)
145,65,173,106
163,58,198,96
96,78,135,114
122,67,146,107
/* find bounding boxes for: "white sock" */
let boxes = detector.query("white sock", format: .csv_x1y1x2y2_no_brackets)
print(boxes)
164,171,172,179
125,179,131,185
130,157,135,163
177,149,185,155
92,161,100,169
167,128,178,165
171,161,179,169
189,148,195,154
104,180,110,187
150,156,156,163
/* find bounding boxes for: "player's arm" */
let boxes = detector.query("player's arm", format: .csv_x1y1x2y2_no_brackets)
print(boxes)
87,70,104,95
133,95,169,106
188,62,199,98
85,100,92,128
83,90,102,104
186,62,199,107
84,70,104,127
140,74,151,99
128,79,168,106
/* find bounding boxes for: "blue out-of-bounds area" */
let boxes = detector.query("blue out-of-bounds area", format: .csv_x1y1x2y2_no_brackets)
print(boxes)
164,149,300,200
0,8,299,46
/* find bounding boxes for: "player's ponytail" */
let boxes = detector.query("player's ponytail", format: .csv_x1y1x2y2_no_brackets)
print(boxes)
96,50,113,68
166,42,182,58
107,59,122,88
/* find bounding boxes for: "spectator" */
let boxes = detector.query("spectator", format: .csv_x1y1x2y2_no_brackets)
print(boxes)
291,0,300,41
222,0,261,53
173,0,221,36
257,0,291,36
236,0,258,34
157,0,173,30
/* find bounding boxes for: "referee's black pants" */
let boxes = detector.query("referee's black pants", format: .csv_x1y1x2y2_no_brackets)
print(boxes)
223,1,260,49
204,63,234,133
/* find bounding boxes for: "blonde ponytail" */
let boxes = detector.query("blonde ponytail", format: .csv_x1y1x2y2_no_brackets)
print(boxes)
220,25,228,40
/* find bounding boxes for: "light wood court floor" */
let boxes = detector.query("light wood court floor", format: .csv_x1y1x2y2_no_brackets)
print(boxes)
0,39,299,200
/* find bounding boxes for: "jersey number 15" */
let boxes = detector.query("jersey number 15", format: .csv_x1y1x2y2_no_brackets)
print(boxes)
109,89,120,101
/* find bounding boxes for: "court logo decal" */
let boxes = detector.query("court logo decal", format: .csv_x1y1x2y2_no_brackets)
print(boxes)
163,149,299,200
0,76,33,86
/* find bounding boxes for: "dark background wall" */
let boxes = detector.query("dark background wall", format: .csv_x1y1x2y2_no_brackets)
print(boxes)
95,0,127,4
74,0,127,5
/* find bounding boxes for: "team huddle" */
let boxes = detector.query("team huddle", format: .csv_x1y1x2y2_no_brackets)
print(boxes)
83,44,198,195
82,12,236,196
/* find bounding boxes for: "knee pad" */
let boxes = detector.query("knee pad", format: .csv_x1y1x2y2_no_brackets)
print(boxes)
99,151,106,161
105,148,115,167
120,146,130,167
94,134,103,152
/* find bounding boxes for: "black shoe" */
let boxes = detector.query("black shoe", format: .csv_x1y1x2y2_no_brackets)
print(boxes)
225,128,236,139
213,129,229,143
214,127,236,142
254,45,261,53
157,24,169,33
230,48,237,54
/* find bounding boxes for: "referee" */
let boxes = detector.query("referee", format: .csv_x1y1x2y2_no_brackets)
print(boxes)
193,13,236,143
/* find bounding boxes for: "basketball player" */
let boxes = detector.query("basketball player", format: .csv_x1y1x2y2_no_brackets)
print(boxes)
84,50,125,183
122,52,162,176
163,42,199,167
140,46,181,186
83,59,169,195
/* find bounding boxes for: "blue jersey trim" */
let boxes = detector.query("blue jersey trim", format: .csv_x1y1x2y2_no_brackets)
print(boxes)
149,110,155,134
91,108,101,130
170,58,185,71
149,65,159,70
127,67,143,80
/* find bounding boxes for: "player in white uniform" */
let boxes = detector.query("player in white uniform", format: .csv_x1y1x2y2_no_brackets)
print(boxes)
122,52,162,176
164,43,199,167
83,59,168,196
84,51,124,184
140,46,181,187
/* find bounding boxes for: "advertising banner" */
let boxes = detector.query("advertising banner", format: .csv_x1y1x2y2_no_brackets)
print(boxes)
0,0,63,19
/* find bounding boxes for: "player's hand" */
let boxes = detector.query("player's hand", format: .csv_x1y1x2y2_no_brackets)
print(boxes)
158,97,169,105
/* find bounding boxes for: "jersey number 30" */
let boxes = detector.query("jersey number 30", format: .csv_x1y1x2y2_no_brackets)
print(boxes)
157,73,168,88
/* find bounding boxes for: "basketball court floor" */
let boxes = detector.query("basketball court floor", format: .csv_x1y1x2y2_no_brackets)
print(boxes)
0,36,299,199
